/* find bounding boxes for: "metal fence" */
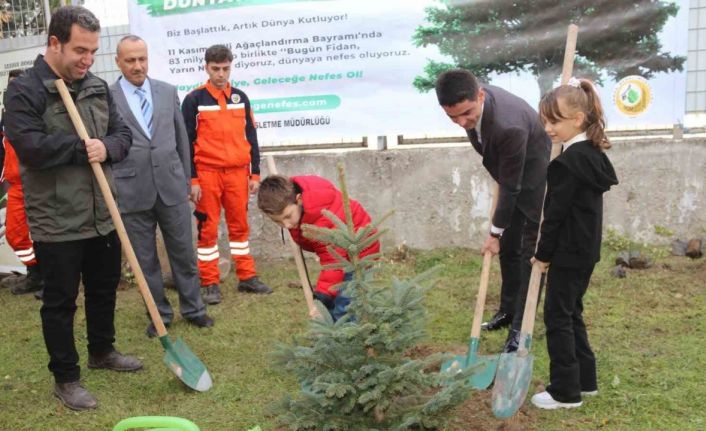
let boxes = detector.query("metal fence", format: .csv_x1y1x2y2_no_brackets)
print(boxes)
0,0,49,40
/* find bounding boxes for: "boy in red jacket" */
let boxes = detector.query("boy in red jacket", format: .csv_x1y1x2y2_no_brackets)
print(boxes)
257,175,380,321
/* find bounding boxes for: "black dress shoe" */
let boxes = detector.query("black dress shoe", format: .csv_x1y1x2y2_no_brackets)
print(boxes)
481,311,512,331
504,329,520,353
237,276,273,294
186,314,214,328
54,381,98,411
87,350,143,371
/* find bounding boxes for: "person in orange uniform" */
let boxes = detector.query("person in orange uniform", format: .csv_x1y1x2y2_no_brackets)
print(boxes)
182,44,271,304
0,68,44,297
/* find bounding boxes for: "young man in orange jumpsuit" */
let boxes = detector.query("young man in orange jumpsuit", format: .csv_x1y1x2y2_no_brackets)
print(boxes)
182,44,271,304
0,69,43,297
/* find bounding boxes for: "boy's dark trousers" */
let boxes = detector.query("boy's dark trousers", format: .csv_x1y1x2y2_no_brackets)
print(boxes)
34,231,122,383
544,264,597,403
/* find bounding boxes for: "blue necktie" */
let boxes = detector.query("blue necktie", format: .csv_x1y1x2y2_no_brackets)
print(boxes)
135,87,153,137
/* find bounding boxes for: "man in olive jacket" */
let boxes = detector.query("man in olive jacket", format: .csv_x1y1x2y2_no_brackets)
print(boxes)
3,6,142,411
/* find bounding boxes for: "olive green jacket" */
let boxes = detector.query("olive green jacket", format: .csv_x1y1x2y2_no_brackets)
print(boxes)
3,55,132,242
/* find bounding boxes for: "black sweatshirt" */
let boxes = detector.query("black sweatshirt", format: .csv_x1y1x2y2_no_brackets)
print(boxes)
535,140,618,268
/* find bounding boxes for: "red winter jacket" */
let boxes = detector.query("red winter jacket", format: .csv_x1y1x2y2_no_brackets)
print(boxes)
1,137,21,185
289,175,380,297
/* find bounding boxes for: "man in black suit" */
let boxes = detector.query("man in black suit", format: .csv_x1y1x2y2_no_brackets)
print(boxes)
435,69,551,351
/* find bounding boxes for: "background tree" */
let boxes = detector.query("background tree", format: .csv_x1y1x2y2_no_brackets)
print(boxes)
413,0,686,94
273,164,475,431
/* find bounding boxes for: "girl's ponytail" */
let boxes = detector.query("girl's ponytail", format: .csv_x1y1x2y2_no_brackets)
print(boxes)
579,80,610,150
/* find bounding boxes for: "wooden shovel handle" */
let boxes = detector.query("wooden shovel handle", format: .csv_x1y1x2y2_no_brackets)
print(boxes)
55,79,168,337
561,24,579,86
518,24,580,351
469,182,499,339
518,264,543,342
469,250,492,339
554,24,580,159
265,155,322,320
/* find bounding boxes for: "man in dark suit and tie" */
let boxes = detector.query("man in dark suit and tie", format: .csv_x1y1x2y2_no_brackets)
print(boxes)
110,35,213,337
435,69,551,351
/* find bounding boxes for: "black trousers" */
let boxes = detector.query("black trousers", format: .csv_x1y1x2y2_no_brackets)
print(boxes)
34,231,121,383
544,265,597,403
498,208,539,329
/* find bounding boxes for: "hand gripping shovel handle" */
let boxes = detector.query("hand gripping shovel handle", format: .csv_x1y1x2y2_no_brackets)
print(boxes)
55,79,167,337
265,155,322,320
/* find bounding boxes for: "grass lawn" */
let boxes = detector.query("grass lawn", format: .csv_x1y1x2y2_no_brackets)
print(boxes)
0,246,704,430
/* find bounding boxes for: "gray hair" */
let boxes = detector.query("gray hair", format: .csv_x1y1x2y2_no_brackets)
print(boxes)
116,34,146,55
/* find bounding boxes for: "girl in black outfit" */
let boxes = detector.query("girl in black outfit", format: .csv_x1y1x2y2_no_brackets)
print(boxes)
530,78,618,410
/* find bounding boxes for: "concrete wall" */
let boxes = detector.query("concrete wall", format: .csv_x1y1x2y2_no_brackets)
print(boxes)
247,137,706,258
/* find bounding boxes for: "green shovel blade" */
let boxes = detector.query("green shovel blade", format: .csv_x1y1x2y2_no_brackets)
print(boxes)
441,338,499,390
491,269,543,417
468,354,499,389
491,351,533,418
159,336,212,392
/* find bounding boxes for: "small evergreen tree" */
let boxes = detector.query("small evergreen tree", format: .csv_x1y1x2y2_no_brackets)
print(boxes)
273,164,474,431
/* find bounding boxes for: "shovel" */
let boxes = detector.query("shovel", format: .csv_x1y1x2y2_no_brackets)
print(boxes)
55,79,212,392
491,264,545,417
442,183,499,389
265,155,323,320
491,23,579,418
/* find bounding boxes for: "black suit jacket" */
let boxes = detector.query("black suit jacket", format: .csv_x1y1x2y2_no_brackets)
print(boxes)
535,140,618,267
468,85,551,227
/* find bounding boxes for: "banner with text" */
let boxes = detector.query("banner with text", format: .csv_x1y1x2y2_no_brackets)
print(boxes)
128,0,688,145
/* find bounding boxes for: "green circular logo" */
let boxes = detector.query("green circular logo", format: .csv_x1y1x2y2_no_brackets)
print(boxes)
613,76,651,117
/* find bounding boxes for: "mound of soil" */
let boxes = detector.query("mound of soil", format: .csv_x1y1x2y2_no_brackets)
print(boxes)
447,389,538,431
407,344,540,430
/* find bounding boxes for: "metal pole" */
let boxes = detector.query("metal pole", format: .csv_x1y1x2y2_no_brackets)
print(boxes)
43,0,52,27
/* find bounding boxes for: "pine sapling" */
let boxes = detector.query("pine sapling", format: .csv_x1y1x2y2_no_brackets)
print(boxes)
273,163,476,431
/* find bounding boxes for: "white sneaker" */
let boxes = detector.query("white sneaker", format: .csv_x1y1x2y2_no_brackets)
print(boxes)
531,391,582,410
581,390,598,397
